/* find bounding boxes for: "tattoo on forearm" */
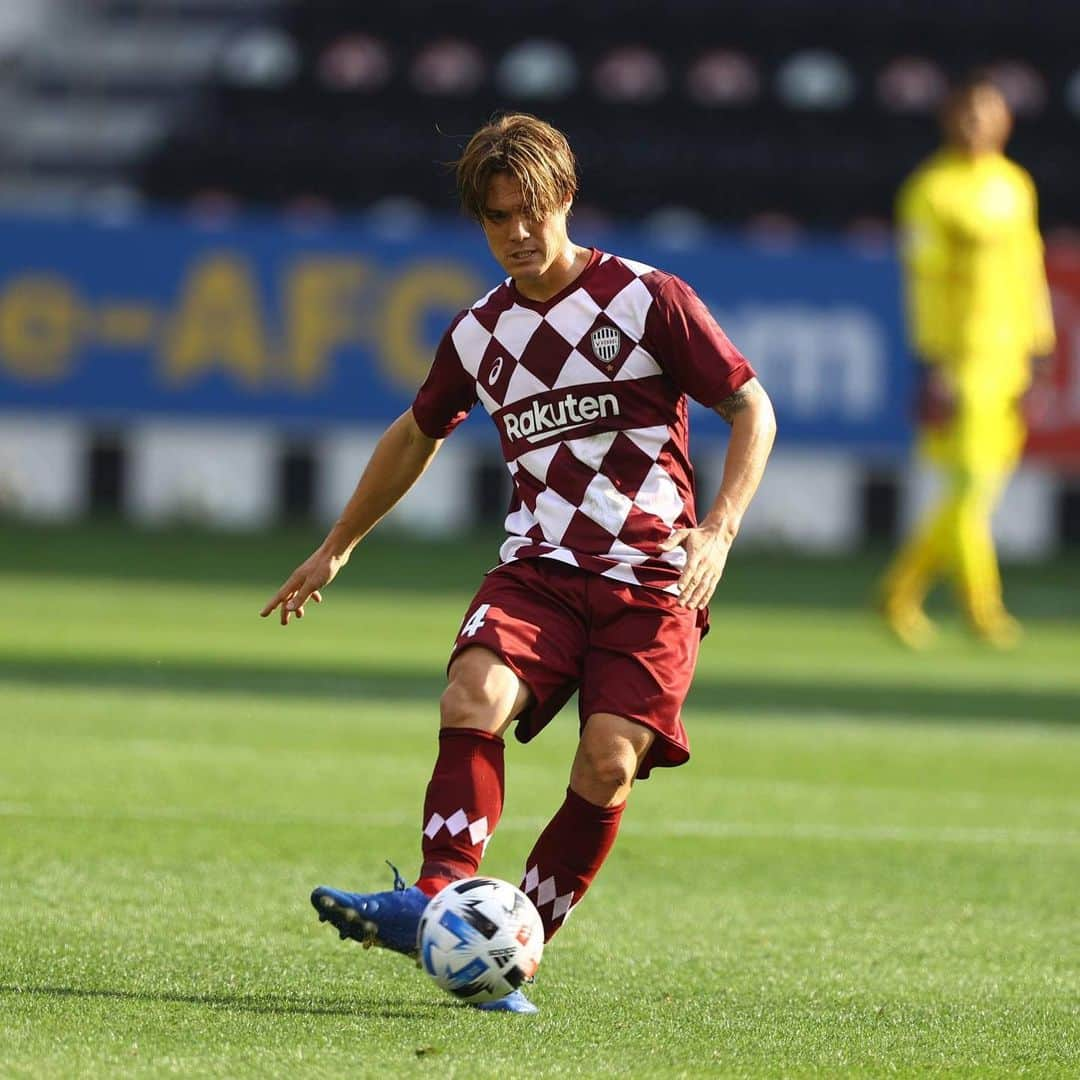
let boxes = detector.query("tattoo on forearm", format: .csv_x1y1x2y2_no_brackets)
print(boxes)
716,384,753,424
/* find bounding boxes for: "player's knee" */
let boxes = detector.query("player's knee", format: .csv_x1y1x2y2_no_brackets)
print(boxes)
572,740,637,794
439,678,492,728
440,650,524,733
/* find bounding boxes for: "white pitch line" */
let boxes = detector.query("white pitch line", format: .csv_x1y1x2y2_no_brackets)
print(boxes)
618,819,1080,847
682,776,1080,814
1,802,1077,847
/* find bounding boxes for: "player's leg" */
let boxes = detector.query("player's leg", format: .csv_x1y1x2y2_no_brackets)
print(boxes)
416,645,531,895
569,711,655,807
878,427,955,647
879,506,948,647
880,467,1010,648
520,579,698,941
947,399,1024,646
521,713,653,940
312,563,583,963
950,467,1018,645
424,569,586,1014
311,646,529,955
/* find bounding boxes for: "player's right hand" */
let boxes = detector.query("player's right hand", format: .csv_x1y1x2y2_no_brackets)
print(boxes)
260,549,344,626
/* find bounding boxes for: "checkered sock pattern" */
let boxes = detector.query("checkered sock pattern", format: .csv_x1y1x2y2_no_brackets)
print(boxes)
416,727,504,896
521,787,625,941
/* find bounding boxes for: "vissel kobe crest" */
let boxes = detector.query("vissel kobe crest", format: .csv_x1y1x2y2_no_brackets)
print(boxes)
590,325,621,363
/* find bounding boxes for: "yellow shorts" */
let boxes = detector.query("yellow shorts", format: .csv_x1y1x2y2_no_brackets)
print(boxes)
919,354,1028,475
919,396,1024,475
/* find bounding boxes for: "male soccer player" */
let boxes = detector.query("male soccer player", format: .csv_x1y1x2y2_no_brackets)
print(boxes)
262,114,776,1012
879,73,1056,648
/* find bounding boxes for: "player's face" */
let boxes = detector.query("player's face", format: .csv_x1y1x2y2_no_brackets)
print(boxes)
944,85,1012,155
480,173,572,290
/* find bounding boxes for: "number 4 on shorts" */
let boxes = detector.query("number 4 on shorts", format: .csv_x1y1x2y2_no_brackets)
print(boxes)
460,603,491,639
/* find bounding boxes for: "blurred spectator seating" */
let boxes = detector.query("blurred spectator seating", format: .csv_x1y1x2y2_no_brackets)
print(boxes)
0,0,1077,230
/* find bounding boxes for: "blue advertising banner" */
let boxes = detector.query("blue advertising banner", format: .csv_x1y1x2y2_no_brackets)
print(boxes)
0,214,911,456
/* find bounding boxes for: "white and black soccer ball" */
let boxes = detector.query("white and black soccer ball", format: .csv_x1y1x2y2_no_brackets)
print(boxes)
418,876,544,1004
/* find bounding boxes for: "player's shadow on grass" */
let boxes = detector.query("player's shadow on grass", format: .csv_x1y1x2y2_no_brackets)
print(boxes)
0,983,453,1019
685,675,1080,724
0,655,446,704
1,655,1078,724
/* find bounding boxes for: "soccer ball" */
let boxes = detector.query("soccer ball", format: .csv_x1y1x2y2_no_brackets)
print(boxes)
418,876,544,1003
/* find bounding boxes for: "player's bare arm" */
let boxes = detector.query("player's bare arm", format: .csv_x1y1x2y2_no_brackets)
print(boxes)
660,377,776,610
260,409,441,626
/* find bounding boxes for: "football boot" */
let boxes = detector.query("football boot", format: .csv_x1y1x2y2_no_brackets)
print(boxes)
473,989,539,1014
310,862,428,957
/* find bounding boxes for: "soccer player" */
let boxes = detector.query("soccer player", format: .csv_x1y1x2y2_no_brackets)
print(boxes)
262,113,776,1012
879,73,1056,648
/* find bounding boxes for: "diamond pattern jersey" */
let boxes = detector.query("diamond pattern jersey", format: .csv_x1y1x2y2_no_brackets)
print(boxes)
411,248,755,593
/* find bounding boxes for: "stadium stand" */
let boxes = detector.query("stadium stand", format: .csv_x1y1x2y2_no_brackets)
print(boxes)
0,0,1077,231
0,0,1077,551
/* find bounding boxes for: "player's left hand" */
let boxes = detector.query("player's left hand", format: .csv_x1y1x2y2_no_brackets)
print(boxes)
658,522,734,610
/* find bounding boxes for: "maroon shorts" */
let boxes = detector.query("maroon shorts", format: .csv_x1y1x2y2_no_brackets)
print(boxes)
448,559,707,779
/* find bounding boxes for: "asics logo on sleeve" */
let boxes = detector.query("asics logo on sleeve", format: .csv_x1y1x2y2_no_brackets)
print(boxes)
502,392,620,444
488,357,504,384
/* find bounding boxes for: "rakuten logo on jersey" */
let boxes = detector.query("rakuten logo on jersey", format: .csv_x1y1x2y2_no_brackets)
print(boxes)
502,391,620,444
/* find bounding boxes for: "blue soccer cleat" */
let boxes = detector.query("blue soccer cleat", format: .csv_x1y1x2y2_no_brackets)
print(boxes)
473,989,539,1014
310,862,429,957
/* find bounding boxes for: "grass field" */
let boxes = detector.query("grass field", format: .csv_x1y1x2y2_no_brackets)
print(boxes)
2,521,1078,1078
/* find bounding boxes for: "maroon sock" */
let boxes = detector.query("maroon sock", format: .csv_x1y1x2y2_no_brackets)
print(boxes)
415,727,504,897
521,787,625,941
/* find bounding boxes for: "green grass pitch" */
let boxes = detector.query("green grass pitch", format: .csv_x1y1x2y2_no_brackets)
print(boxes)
1,522,1078,1078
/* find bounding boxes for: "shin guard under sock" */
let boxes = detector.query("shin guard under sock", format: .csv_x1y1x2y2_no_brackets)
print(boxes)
520,787,625,940
416,727,504,897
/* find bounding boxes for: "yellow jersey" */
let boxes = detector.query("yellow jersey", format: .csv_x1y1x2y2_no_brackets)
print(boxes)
897,149,1055,396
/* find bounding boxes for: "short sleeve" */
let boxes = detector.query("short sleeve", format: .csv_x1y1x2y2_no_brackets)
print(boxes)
410,312,479,439
643,276,755,406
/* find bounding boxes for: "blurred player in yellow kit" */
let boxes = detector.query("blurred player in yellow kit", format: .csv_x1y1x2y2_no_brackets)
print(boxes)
879,73,1056,648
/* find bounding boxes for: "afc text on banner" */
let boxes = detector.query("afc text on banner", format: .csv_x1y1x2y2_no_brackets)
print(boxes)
0,214,911,456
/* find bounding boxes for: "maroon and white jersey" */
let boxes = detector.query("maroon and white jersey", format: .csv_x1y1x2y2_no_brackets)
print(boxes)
411,248,755,593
